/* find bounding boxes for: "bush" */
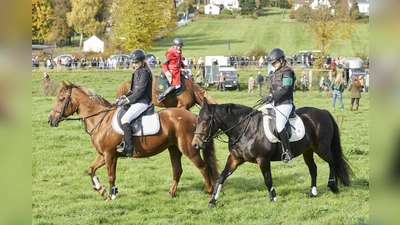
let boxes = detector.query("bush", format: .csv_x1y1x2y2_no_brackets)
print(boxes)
221,8,232,15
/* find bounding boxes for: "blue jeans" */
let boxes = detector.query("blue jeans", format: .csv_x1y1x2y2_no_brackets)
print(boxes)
332,90,344,109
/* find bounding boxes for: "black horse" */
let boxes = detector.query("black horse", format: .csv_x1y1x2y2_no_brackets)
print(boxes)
192,98,353,207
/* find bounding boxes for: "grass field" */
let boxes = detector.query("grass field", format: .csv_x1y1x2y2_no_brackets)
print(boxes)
32,68,369,224
146,8,369,60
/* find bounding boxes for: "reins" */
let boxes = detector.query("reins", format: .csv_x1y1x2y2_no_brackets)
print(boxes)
51,85,115,136
204,100,263,145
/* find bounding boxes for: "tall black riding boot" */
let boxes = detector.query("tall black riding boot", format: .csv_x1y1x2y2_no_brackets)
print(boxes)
278,129,294,163
156,85,175,103
117,123,134,158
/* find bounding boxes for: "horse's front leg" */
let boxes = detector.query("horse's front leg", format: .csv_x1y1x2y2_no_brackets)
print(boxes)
208,155,244,207
88,154,107,199
257,157,275,202
104,152,118,200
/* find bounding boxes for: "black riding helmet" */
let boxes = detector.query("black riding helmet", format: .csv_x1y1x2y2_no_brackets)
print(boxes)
267,48,285,64
130,49,146,63
172,38,184,47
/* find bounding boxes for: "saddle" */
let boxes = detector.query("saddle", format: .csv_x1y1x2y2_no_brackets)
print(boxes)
156,73,185,96
260,106,306,143
111,103,160,136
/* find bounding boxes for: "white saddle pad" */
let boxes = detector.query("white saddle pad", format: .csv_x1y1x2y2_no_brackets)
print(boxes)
111,107,160,136
262,115,306,143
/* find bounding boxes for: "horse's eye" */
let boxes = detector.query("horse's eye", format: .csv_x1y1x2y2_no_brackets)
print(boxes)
58,97,65,103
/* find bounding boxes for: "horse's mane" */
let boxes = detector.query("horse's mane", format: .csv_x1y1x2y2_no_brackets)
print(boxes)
67,82,110,105
212,103,258,119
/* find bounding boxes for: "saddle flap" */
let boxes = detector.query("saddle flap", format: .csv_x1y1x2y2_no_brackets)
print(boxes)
156,75,184,95
112,106,160,136
262,114,306,143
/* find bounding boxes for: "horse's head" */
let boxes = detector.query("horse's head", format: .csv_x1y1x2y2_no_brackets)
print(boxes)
192,97,219,150
47,81,78,127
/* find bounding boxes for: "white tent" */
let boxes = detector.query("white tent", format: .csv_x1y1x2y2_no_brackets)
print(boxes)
83,35,104,53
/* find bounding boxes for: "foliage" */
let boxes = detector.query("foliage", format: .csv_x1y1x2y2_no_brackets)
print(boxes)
293,3,355,66
111,0,177,52
32,0,52,41
177,1,194,14
221,8,233,15
46,0,75,45
239,0,257,15
66,0,106,48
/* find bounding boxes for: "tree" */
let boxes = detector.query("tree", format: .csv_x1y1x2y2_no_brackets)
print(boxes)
239,0,257,15
295,2,355,67
46,0,75,45
66,0,106,49
111,0,177,52
32,0,52,41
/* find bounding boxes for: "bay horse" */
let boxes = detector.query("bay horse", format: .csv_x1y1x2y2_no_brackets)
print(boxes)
116,75,217,110
192,98,353,207
47,81,219,200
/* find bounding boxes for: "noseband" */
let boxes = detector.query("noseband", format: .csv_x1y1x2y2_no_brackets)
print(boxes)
194,107,216,143
50,86,76,121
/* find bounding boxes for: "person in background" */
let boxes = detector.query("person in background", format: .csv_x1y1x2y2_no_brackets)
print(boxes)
116,49,153,158
156,38,186,103
261,48,296,163
331,74,345,111
248,75,255,93
364,71,369,92
257,71,264,95
319,77,325,92
349,76,362,111
301,70,308,92
195,70,203,87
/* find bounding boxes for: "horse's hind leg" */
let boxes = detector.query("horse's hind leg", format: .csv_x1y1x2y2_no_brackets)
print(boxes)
208,155,244,207
167,146,183,197
303,150,318,197
88,154,107,199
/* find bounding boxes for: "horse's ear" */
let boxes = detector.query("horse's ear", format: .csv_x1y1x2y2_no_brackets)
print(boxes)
61,80,68,91
202,97,208,107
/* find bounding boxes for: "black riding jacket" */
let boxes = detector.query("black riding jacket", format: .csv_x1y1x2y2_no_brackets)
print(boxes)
125,65,153,104
270,65,295,106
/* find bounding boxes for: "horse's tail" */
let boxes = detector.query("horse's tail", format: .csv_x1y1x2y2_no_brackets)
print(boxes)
202,139,219,186
327,111,354,186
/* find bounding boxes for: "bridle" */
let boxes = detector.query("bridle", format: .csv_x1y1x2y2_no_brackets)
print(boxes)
50,86,115,135
194,105,258,145
50,86,74,120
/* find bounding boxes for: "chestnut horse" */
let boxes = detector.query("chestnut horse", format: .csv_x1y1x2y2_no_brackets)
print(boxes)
116,75,217,110
326,64,338,77
47,81,219,200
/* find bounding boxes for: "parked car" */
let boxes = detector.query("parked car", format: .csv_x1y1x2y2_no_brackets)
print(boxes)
54,54,73,65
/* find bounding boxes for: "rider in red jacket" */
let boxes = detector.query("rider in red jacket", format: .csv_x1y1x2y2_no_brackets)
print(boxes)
156,38,186,103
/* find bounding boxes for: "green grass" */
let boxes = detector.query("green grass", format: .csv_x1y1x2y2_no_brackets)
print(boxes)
32,69,368,224
145,8,369,59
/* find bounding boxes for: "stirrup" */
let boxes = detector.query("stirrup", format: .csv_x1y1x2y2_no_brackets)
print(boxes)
116,141,125,153
156,94,165,103
281,151,293,163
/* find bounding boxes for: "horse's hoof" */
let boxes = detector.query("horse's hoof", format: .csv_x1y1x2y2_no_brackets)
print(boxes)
208,202,216,208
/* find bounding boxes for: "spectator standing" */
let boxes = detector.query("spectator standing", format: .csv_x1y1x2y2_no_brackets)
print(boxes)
259,56,264,69
217,72,225,91
195,70,203,87
193,56,197,70
331,74,345,111
358,75,365,92
364,71,369,92
324,76,331,92
349,76,362,111
248,75,255,94
257,71,264,95
301,71,308,92
197,57,203,70
319,77,325,92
